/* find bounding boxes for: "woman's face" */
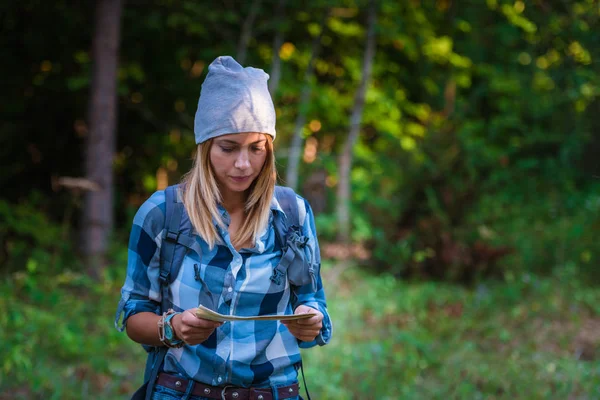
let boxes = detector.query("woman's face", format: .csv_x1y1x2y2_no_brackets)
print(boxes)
210,132,268,196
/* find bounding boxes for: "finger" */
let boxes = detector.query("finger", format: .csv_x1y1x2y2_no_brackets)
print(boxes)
286,332,313,342
290,328,320,335
180,323,221,337
296,334,318,342
196,319,224,329
183,315,223,329
180,324,219,335
287,328,320,337
294,305,312,315
180,329,216,341
294,307,323,323
297,316,321,326
184,333,213,342
298,312,324,325
285,326,319,342
186,315,223,327
286,320,322,333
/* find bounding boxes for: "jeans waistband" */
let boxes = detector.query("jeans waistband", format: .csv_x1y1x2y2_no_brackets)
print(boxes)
156,372,299,400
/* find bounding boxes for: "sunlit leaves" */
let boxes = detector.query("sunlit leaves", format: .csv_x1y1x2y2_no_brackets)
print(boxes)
423,36,454,63
532,71,555,91
73,51,90,64
279,42,296,60
567,41,592,65
328,17,364,37
118,63,145,83
500,3,537,33
4,0,600,287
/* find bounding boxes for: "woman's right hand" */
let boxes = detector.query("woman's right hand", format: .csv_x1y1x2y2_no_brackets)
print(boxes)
171,309,223,345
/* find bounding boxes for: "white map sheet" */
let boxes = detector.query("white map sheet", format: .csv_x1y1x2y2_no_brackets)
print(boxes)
195,305,316,322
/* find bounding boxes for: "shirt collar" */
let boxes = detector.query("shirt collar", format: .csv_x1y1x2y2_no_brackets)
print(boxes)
270,193,285,215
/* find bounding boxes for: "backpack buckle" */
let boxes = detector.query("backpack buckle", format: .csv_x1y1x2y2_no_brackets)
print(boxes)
270,268,285,285
166,230,179,242
159,269,170,284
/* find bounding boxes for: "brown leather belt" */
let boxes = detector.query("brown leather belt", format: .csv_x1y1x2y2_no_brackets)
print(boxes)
156,373,300,400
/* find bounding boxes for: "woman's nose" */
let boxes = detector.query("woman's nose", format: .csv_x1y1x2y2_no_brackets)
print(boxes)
234,151,250,169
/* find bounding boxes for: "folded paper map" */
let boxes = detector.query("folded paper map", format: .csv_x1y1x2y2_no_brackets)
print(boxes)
195,305,316,322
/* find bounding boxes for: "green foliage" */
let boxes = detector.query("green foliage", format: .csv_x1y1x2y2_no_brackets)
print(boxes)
0,195,77,275
301,264,600,398
0,247,144,399
337,0,600,282
2,0,600,394
2,260,597,398
469,180,600,279
3,0,599,284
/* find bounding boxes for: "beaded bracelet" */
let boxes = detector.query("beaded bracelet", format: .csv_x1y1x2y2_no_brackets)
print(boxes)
157,309,184,348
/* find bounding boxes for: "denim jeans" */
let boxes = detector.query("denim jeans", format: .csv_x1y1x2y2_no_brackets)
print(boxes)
151,384,211,400
151,383,302,400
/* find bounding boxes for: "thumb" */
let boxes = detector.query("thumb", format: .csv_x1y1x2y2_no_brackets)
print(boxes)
294,305,311,315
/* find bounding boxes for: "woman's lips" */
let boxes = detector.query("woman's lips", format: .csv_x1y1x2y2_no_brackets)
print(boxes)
230,175,251,183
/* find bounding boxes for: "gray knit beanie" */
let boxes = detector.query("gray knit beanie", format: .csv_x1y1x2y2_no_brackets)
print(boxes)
194,56,276,144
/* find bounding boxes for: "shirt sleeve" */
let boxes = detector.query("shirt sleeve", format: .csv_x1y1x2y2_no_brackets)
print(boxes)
291,197,333,348
114,190,166,332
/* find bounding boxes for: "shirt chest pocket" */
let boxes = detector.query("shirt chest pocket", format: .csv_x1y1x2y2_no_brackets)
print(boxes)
170,258,224,311
239,252,287,295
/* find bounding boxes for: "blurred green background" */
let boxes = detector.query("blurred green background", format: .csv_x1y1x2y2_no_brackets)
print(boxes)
1,0,600,399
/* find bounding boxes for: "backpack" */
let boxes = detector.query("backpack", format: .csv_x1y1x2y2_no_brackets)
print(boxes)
132,184,311,400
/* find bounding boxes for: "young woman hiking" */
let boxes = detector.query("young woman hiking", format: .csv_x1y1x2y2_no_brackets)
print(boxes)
115,56,332,400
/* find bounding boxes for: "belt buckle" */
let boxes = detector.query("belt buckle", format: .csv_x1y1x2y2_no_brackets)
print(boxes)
220,385,239,400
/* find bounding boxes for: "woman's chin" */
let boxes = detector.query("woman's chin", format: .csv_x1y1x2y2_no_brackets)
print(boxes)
225,181,253,193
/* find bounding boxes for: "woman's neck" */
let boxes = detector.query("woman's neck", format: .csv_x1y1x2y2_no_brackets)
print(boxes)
220,189,247,214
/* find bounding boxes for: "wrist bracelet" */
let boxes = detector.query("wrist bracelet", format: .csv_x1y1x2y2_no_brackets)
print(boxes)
158,309,184,348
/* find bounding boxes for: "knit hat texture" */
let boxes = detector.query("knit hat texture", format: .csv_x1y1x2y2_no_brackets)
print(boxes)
194,56,276,144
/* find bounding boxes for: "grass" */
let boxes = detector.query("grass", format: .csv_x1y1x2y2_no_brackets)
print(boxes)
0,260,598,399
302,263,600,399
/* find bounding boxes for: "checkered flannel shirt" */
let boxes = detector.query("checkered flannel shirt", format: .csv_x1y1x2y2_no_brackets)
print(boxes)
115,190,332,388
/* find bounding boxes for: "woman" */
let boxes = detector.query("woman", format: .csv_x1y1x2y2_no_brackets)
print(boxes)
115,56,332,400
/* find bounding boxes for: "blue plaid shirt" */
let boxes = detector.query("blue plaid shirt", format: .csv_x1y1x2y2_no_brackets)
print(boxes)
115,190,332,388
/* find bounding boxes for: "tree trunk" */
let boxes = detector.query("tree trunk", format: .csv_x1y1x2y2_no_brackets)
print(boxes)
236,0,262,65
268,0,287,98
285,11,328,190
83,0,124,278
336,0,377,243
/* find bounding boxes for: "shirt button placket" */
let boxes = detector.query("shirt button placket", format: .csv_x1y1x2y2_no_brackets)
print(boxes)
223,272,234,303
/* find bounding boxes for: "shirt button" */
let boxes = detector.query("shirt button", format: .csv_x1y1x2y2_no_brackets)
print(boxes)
217,376,222,383
227,287,233,293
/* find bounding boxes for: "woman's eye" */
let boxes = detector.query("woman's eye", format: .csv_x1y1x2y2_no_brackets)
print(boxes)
252,147,265,152
220,147,234,153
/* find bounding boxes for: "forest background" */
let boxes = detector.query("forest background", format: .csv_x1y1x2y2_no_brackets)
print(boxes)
1,0,600,399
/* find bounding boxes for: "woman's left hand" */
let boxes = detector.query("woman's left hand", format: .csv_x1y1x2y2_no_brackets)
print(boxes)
282,305,323,342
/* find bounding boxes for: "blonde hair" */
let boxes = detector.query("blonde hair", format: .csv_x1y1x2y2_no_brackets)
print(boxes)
180,135,276,250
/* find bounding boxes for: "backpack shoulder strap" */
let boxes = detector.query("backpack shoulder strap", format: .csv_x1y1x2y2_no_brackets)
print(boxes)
270,186,301,285
274,185,299,227
160,185,182,294
273,185,300,250
273,187,313,400
144,184,196,400
161,184,196,287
